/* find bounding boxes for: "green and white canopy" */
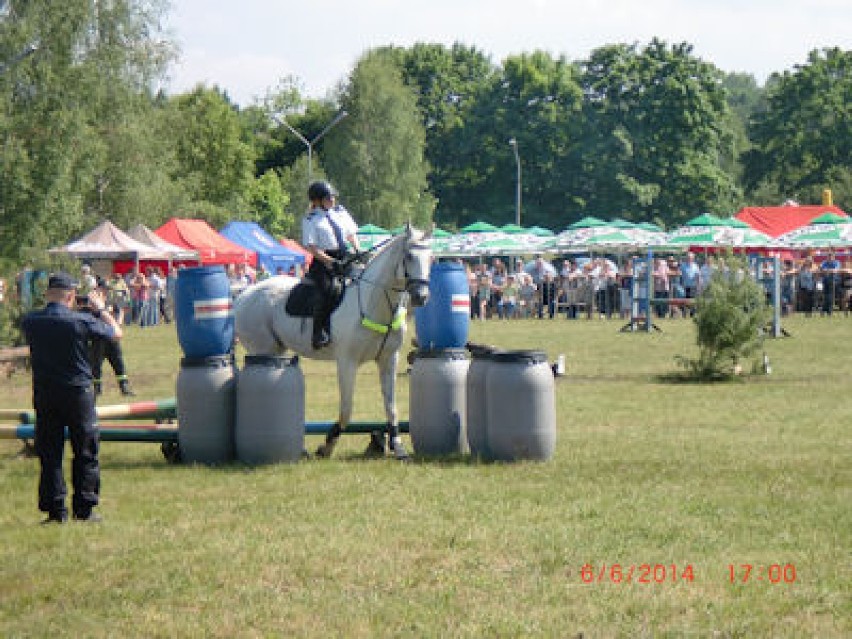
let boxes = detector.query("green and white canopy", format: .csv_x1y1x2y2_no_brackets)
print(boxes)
777,214,852,248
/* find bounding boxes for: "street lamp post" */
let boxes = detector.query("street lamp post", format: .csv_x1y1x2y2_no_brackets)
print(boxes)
275,110,349,184
0,41,39,76
508,138,521,226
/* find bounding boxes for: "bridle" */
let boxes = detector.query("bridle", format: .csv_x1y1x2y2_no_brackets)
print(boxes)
349,234,431,350
352,235,430,296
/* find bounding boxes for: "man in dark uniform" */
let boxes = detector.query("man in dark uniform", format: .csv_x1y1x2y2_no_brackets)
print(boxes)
21,272,123,523
301,181,360,349
90,277,135,396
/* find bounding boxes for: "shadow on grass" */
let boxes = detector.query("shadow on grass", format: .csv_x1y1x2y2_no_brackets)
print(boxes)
94,443,545,471
655,371,742,385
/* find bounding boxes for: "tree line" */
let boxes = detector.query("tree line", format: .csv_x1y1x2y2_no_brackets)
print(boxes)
0,0,850,271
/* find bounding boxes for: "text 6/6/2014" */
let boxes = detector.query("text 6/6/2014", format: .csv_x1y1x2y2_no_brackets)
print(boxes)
579,564,695,584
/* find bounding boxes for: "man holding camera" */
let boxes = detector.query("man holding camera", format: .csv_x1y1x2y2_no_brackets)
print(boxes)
21,272,123,524
302,181,360,349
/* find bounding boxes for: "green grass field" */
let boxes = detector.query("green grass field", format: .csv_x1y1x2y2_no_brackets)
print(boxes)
1,316,849,637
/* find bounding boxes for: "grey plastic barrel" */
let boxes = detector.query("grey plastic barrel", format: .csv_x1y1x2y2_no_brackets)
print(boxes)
409,348,470,456
177,355,236,464
466,351,496,458
485,350,556,462
236,355,305,464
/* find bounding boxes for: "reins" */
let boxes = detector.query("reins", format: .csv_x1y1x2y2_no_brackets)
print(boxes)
345,234,428,357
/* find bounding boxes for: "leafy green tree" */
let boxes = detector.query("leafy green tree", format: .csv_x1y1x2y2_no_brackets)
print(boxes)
720,72,764,191
451,51,584,229
388,43,497,228
246,169,291,238
167,86,256,225
579,39,740,228
743,47,852,211
323,50,435,229
278,155,325,239
0,0,176,260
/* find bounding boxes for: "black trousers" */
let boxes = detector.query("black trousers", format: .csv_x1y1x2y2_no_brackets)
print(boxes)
91,338,128,383
33,385,100,518
307,254,343,340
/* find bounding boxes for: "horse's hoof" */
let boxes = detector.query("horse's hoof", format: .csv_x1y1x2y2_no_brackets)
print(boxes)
390,437,411,462
316,444,333,458
363,431,386,458
363,442,386,458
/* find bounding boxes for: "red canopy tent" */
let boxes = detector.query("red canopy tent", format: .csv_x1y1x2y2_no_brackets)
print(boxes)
736,204,848,238
155,218,256,266
279,237,313,267
110,223,203,275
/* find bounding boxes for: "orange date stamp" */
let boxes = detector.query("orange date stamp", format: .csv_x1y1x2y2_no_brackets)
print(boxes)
577,563,798,584
579,563,696,584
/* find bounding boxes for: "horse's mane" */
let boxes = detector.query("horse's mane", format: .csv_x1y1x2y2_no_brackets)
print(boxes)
361,227,428,275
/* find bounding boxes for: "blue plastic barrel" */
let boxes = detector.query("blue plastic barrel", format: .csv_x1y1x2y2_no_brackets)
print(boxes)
175,266,235,358
414,262,470,349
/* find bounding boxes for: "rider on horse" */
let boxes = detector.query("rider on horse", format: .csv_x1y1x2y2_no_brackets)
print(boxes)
302,181,361,349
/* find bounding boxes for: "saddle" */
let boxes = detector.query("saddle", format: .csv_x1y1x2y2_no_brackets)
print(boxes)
284,277,345,318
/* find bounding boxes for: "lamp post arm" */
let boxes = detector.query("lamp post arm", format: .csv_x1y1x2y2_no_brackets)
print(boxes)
274,115,310,147
0,41,39,76
311,110,348,146
273,110,348,185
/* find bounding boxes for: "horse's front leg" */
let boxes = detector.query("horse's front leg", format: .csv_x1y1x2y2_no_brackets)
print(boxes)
316,358,357,458
377,350,409,461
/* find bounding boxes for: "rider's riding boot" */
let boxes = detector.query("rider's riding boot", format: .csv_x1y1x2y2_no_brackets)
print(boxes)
311,326,331,350
312,301,331,349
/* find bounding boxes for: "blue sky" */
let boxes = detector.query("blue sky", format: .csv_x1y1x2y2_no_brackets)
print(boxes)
165,0,851,107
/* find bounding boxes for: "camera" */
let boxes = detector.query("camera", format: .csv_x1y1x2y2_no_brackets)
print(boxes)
75,295,91,310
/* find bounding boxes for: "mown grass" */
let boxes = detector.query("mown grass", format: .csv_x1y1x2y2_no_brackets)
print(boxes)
0,315,849,637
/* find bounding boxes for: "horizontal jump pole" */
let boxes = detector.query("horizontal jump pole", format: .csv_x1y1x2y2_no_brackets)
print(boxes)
2,423,178,443
0,421,410,443
2,397,178,424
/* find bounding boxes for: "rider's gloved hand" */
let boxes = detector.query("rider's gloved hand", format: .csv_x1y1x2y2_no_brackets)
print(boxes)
330,259,347,276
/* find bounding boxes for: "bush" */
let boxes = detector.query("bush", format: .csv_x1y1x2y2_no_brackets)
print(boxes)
676,257,770,380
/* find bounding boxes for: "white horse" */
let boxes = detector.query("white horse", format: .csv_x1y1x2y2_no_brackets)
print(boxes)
233,224,432,459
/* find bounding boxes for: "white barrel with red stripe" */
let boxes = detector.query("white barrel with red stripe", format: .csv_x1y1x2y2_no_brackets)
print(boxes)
414,262,470,349
175,266,235,358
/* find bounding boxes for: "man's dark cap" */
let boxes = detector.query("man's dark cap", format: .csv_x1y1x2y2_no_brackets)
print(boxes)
47,272,79,290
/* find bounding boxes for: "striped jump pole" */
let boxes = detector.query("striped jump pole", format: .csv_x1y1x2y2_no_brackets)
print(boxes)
5,397,178,425
0,420,410,444
1,423,179,443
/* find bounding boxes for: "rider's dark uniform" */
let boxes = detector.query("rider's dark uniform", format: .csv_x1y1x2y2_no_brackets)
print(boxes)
302,205,356,348
21,277,117,522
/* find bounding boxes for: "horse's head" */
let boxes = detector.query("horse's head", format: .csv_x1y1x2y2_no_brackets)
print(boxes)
402,223,432,307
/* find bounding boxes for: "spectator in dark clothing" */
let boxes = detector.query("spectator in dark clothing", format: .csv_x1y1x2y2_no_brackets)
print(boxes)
538,273,558,319
21,272,123,524
89,279,135,397
820,250,841,315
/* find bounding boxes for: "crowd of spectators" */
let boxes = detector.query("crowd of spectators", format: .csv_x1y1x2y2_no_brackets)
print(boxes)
4,251,851,328
460,251,852,320
111,266,174,327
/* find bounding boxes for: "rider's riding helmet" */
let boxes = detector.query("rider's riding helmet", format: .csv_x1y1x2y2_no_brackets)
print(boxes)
308,181,337,202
